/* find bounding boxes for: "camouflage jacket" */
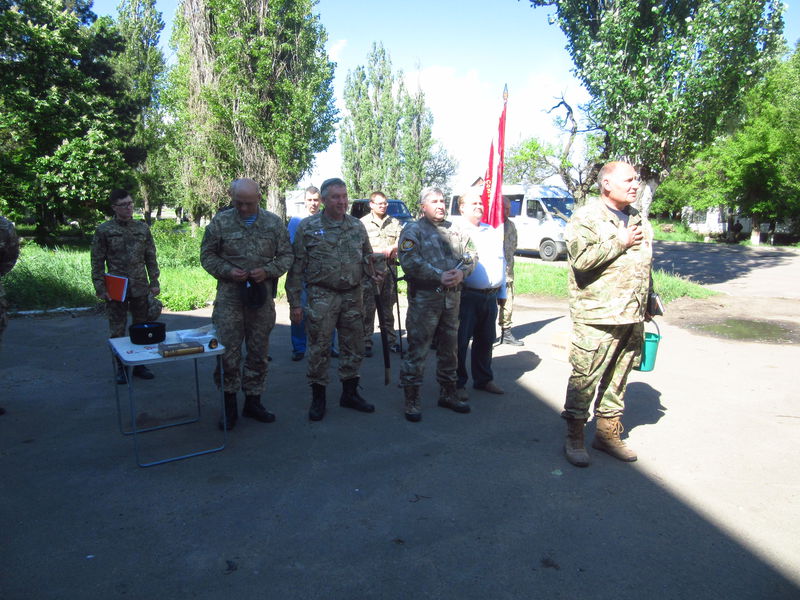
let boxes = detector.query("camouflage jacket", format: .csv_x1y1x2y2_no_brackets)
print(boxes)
91,218,160,298
566,199,653,324
502,218,517,282
200,208,293,296
398,217,476,287
286,213,372,307
360,212,403,254
0,216,20,301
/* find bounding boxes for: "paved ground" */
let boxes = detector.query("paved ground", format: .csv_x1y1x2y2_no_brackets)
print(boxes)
2,243,799,599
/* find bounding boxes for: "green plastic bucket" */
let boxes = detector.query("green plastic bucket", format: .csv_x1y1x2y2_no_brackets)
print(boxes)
635,320,661,372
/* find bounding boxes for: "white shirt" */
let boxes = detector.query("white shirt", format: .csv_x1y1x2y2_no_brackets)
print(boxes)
457,218,507,299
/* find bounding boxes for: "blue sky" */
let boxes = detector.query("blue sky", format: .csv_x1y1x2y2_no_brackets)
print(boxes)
91,0,800,190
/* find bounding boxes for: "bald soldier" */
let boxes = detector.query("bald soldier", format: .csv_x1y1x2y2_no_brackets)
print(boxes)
286,177,382,421
561,161,653,467
201,178,293,430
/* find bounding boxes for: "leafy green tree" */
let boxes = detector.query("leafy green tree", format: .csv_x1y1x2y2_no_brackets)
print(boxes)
0,0,138,239
655,44,800,241
110,0,167,223
167,0,336,224
528,0,785,215
341,42,455,208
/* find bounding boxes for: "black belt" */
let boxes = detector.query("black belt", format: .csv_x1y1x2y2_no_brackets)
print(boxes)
465,286,500,295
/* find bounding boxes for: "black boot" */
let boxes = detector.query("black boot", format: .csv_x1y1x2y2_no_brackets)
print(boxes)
242,394,275,423
218,392,238,431
501,328,524,346
309,383,326,421
339,377,375,413
132,365,155,379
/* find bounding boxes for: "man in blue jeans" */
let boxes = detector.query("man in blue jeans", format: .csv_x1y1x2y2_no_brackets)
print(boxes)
455,187,506,400
287,186,337,361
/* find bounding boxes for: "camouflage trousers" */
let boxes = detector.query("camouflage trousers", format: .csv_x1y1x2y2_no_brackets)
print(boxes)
106,296,150,338
306,284,364,386
212,289,276,395
498,281,515,329
362,272,397,348
399,288,461,387
562,321,643,420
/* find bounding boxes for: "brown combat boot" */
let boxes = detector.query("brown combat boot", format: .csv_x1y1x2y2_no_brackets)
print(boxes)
564,418,590,467
592,416,637,462
438,382,470,414
403,386,422,422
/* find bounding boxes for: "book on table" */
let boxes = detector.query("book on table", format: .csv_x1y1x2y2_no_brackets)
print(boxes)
158,342,205,357
104,273,128,302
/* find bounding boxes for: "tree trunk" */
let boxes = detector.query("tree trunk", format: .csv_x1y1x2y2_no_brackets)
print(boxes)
638,177,658,220
750,215,761,245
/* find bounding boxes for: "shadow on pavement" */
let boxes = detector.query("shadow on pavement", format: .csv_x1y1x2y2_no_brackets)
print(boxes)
0,311,797,599
653,241,798,285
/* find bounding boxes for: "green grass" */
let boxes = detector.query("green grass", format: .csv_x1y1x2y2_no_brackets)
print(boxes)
513,262,717,304
649,218,706,243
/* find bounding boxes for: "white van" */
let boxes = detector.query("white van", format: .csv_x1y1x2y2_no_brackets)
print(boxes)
450,184,575,261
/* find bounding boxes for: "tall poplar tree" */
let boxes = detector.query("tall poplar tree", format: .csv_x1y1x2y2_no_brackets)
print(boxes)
528,0,785,216
168,0,336,223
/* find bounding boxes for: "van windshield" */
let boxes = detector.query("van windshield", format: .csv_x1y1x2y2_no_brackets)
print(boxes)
542,197,574,222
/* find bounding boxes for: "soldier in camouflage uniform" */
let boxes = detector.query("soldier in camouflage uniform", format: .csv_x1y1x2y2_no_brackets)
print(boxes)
91,190,161,383
498,196,523,346
0,215,20,416
361,191,403,356
201,178,293,430
286,178,380,421
562,162,653,467
398,187,476,422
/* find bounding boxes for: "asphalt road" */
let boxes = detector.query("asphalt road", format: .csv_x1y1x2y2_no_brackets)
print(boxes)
1,292,799,599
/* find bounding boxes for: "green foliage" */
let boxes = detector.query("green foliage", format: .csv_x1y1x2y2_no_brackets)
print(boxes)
0,0,140,234
528,0,785,196
166,0,337,220
656,44,800,225
341,42,456,211
504,137,560,183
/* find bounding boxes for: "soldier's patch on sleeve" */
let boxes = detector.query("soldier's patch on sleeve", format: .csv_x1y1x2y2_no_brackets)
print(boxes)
400,239,415,252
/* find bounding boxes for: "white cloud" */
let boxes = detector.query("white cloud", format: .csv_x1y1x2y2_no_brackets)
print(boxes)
328,39,347,64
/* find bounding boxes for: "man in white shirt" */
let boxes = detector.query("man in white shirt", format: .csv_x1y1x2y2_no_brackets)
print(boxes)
455,188,506,399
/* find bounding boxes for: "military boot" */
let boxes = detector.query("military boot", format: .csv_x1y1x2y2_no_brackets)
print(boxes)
339,377,375,413
438,382,470,414
564,418,590,467
243,394,276,423
592,416,637,462
218,392,238,431
309,383,326,421
403,386,422,422
501,328,524,346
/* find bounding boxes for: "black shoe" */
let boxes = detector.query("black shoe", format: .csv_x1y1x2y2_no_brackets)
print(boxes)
0,406,6,416
501,329,524,346
330,349,339,358
218,392,238,431
292,351,305,362
309,384,326,421
364,346,373,358
390,343,401,353
339,377,375,413
242,395,275,423
132,365,154,380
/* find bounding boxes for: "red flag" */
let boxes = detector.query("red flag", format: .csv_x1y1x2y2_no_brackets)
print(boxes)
480,86,508,228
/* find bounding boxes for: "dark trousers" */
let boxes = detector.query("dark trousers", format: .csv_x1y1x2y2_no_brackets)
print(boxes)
457,287,499,389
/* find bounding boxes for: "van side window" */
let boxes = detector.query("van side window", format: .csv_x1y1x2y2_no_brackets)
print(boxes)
527,200,544,220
